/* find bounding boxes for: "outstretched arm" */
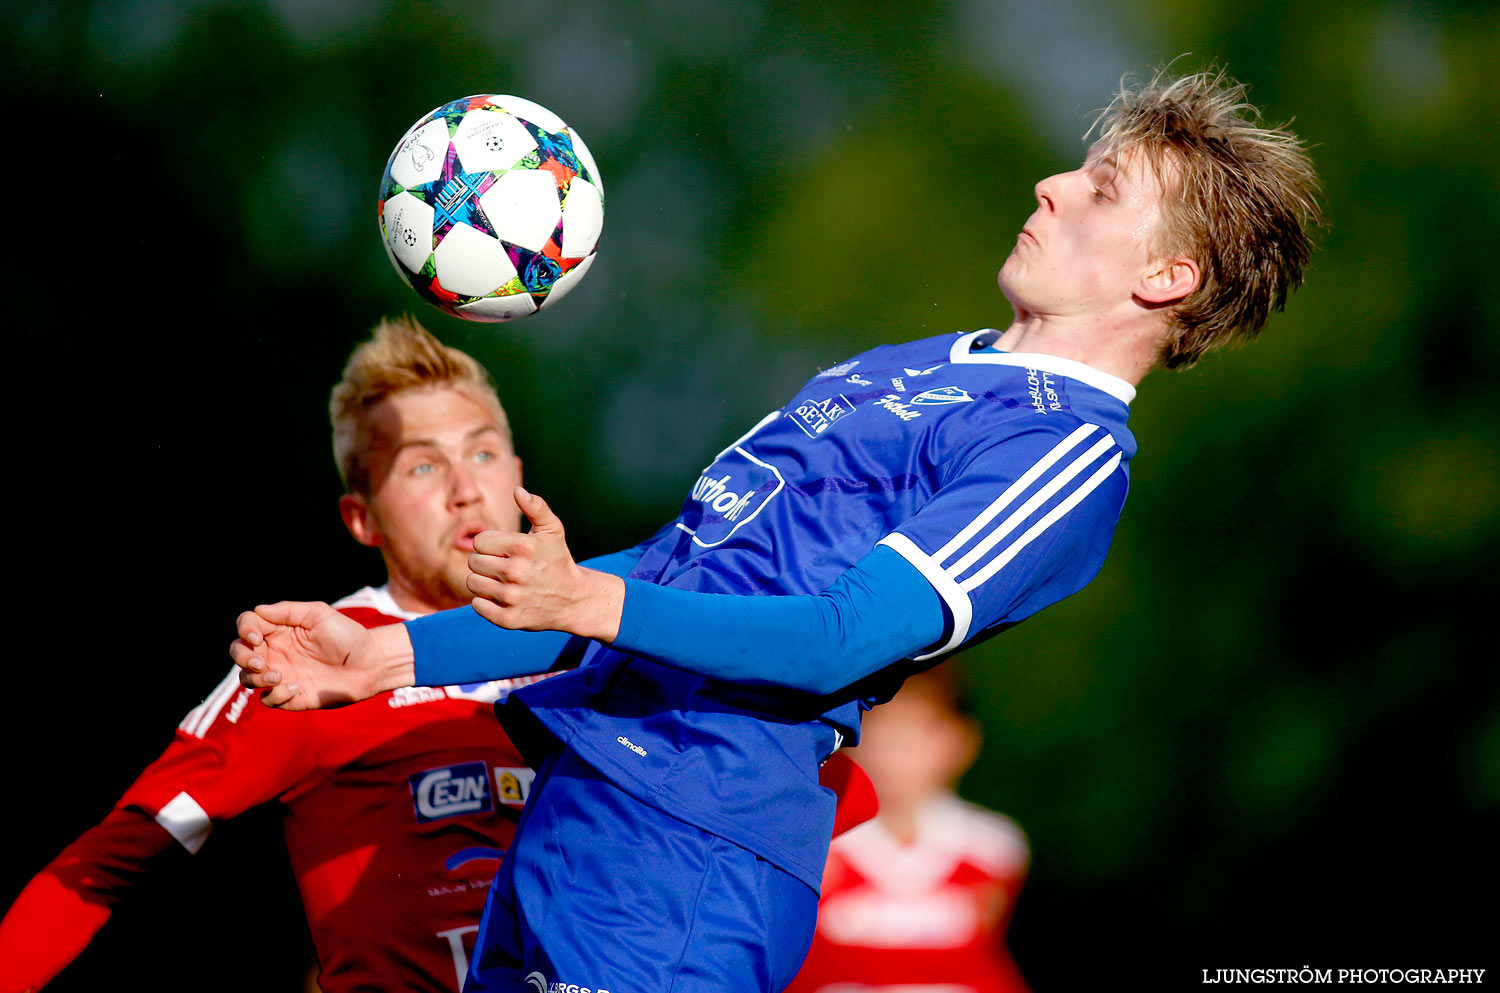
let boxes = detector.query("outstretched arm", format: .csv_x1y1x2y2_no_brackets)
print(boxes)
0,809,181,992
466,488,947,695
232,542,647,709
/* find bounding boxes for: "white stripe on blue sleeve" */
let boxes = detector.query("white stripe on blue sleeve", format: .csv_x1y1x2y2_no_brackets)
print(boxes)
879,422,1123,658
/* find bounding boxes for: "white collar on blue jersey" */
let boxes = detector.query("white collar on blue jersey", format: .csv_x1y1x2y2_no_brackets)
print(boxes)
948,329,1137,405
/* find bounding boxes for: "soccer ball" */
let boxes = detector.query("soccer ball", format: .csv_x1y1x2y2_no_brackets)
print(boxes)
378,94,603,322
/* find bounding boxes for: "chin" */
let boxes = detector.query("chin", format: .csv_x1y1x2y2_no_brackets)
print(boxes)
997,255,1024,295
996,273,1025,312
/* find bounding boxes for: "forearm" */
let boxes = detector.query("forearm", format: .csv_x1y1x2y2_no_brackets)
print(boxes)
406,612,581,687
0,808,180,991
611,545,946,695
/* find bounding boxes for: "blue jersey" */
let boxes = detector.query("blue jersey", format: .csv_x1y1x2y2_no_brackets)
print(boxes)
501,329,1137,888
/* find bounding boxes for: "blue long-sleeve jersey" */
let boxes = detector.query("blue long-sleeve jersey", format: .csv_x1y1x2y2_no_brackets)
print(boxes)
406,330,1136,888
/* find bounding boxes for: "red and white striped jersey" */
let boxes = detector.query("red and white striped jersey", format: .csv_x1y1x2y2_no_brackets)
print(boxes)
0,588,542,993
786,792,1032,993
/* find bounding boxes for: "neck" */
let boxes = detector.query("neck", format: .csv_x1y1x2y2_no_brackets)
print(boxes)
995,310,1164,387
383,571,464,616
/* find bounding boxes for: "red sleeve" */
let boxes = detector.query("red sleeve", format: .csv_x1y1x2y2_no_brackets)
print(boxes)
0,808,179,992
116,668,322,838
0,670,324,991
820,752,879,838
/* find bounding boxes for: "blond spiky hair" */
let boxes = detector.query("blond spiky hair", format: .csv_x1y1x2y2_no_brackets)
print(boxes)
1090,66,1324,368
330,314,509,492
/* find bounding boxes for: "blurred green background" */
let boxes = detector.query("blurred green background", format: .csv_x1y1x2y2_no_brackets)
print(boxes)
5,0,1496,986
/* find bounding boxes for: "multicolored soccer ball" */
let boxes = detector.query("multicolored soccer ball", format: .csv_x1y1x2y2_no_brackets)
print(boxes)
378,95,603,322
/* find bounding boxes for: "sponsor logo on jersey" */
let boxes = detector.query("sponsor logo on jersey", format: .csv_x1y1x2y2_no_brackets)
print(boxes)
617,735,648,757
676,445,786,548
225,687,252,724
409,761,493,823
816,359,860,378
845,372,873,386
788,393,854,438
690,472,758,522
873,394,922,421
526,970,611,993
912,386,974,405
1026,367,1064,414
494,766,536,806
390,685,449,708
903,363,945,376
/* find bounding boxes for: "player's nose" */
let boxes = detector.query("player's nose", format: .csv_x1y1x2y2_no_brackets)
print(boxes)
449,460,482,506
1033,172,1062,213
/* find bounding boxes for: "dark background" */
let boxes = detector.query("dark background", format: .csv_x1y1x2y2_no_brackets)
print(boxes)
5,0,1496,987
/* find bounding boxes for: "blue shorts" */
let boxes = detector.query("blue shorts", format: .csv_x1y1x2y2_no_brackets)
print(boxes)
464,749,817,993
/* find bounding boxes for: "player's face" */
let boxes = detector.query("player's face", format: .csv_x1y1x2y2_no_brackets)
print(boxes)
343,385,523,613
998,144,1174,319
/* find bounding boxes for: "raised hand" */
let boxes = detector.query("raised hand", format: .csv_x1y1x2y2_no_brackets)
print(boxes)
231,601,401,710
466,487,625,642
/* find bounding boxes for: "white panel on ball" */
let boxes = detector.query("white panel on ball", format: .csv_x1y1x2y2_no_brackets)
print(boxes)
479,170,564,253
559,179,603,260
452,111,540,174
389,118,450,190
539,253,596,310
456,294,539,321
433,223,517,296
487,95,568,133
384,191,435,273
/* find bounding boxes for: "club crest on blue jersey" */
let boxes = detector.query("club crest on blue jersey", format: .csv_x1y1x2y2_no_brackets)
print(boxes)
788,393,854,438
409,761,493,823
912,386,974,405
677,446,785,548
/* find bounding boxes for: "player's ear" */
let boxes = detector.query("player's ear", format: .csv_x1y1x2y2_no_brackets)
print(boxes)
1138,255,1200,305
513,455,523,486
340,492,383,548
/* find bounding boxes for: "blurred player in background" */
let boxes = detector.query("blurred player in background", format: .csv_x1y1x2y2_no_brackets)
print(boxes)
232,67,1321,992
0,316,541,992
786,666,1032,993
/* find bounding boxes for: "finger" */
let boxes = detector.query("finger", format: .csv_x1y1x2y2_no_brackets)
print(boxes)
239,667,282,689
259,681,297,708
466,571,510,602
229,639,265,672
235,610,268,646
473,530,525,556
468,549,519,581
253,600,329,627
516,487,565,540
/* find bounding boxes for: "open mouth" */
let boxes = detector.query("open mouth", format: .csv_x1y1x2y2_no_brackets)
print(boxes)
455,524,487,551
